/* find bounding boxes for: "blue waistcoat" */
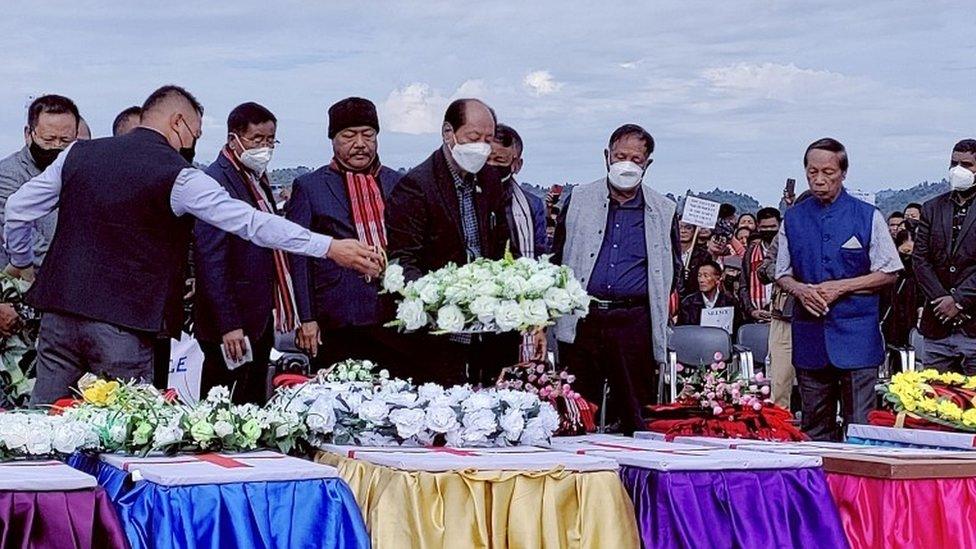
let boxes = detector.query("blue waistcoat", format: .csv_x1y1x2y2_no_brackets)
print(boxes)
784,190,883,369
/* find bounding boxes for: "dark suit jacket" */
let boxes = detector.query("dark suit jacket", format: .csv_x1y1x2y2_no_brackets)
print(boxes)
193,153,276,343
386,149,510,281
677,290,741,332
286,164,402,330
913,192,976,338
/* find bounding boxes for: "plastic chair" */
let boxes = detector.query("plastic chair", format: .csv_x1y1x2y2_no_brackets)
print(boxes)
735,323,770,380
661,325,735,403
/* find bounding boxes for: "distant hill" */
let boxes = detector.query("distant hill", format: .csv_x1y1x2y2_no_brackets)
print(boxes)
266,167,953,217
268,166,312,188
875,180,948,215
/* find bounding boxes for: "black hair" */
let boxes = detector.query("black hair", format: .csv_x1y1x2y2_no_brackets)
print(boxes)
887,211,905,221
803,137,848,172
607,124,654,157
227,102,276,135
444,99,496,132
895,228,914,248
719,203,736,219
27,94,80,131
112,106,142,136
141,85,203,117
698,260,724,277
905,203,923,213
756,207,781,223
952,139,976,155
494,124,523,155
737,213,756,224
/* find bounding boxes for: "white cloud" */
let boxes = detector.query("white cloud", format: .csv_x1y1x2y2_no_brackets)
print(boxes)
381,80,491,135
381,83,447,135
700,62,854,102
523,70,563,96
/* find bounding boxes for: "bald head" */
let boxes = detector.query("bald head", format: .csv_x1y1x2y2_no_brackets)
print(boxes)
139,85,203,154
442,98,495,150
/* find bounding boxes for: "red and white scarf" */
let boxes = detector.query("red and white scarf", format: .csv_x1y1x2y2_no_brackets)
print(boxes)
332,159,386,249
749,242,770,310
222,148,299,333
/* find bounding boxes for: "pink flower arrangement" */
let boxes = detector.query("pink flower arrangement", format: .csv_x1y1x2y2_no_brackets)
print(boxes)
677,352,770,416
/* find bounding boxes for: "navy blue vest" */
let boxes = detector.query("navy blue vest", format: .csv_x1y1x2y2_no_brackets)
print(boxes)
27,128,193,337
784,190,884,369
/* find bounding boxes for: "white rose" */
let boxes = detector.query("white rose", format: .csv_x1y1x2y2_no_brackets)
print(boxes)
207,386,231,403
358,400,390,424
418,281,442,305
445,385,473,405
520,299,549,327
0,420,28,450
436,304,466,332
382,264,406,294
384,391,419,407
25,429,53,455
461,392,498,412
521,418,551,445
494,300,524,332
543,287,573,314
537,403,561,432
52,422,88,454
425,406,460,433
462,408,497,436
499,409,526,441
340,391,364,414
213,420,234,438
525,272,554,296
469,295,499,325
500,389,541,410
306,396,337,433
354,431,397,447
153,424,184,447
417,382,445,403
498,274,526,300
397,298,428,331
474,280,500,297
109,423,127,444
389,408,427,439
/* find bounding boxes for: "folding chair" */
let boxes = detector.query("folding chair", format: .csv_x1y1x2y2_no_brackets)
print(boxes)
661,325,734,403
735,323,770,380
885,327,924,378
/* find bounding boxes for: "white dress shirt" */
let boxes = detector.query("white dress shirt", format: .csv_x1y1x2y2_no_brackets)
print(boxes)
3,141,332,268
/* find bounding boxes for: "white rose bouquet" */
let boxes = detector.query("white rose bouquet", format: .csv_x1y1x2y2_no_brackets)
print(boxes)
383,252,590,334
268,374,561,448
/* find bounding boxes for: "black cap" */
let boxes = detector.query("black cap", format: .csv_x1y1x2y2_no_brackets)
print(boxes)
328,97,379,139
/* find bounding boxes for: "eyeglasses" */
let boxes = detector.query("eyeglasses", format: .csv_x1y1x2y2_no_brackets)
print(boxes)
238,135,280,148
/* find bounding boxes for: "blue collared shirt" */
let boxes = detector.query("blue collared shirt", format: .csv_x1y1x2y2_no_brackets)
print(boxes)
587,188,648,300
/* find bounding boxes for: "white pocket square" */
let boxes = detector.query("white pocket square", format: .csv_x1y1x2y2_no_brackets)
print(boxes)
841,236,863,249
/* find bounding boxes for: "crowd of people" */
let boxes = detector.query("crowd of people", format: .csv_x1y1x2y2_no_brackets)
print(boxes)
1,85,975,443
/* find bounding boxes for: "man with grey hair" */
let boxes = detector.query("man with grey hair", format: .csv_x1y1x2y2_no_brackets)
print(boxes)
554,123,682,434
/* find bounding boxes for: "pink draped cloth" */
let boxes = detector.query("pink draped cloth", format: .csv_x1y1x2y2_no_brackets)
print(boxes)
827,473,976,548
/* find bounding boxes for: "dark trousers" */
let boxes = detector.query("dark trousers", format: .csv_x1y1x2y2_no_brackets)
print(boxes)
559,305,656,434
199,323,273,405
31,312,154,406
389,331,521,387
152,337,171,390
797,365,877,441
923,331,976,376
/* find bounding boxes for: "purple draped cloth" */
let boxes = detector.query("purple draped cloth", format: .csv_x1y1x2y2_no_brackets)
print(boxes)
620,465,849,549
0,487,128,549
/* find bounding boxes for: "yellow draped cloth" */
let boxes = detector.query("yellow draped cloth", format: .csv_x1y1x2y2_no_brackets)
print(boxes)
316,451,640,549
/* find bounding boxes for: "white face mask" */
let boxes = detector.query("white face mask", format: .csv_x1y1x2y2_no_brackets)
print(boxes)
949,164,976,192
607,160,645,190
450,135,491,174
234,135,274,175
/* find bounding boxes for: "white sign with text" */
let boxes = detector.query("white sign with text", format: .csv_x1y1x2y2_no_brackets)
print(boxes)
682,196,721,229
700,306,735,335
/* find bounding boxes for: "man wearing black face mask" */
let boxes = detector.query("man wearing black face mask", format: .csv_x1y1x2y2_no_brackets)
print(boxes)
0,95,80,272
3,85,384,405
738,207,781,324
487,124,547,258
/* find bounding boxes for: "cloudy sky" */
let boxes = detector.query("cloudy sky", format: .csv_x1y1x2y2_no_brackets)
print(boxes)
1,1,974,203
